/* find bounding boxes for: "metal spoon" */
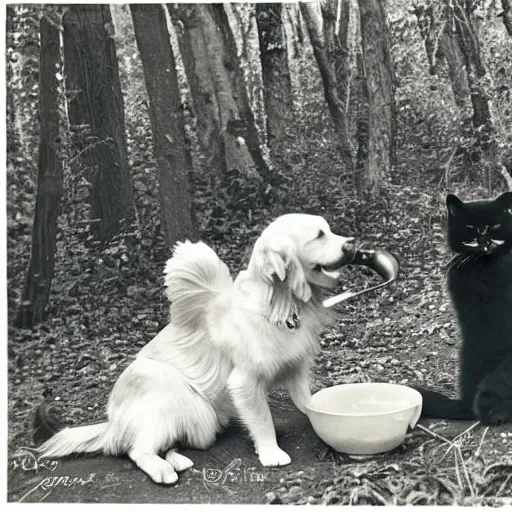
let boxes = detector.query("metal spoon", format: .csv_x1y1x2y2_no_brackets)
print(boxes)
323,249,399,308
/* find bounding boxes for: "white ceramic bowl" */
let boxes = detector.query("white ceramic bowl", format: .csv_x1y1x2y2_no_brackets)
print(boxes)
305,383,422,455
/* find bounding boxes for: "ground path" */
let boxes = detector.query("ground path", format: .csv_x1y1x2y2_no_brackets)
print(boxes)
8,393,482,504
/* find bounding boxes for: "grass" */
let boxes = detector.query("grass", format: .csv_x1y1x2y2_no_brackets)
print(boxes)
267,422,512,505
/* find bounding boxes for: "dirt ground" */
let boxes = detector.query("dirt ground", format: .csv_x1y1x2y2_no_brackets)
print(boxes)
8,389,512,505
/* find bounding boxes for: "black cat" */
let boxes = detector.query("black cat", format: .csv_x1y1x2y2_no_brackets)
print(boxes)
419,192,512,425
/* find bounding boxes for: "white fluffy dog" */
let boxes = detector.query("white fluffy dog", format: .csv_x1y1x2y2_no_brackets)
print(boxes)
37,214,355,484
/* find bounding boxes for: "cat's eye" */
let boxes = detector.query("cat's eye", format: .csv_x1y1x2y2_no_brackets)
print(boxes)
466,225,475,229
492,224,502,230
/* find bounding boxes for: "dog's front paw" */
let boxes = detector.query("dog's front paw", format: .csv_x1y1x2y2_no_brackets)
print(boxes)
258,447,291,467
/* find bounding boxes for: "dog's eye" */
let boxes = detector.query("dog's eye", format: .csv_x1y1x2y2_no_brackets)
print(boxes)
317,230,325,239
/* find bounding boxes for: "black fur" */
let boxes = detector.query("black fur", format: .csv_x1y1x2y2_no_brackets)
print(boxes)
418,192,512,425
33,400,65,445
33,400,107,446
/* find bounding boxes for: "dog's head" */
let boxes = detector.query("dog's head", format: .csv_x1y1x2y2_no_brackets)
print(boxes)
248,214,355,302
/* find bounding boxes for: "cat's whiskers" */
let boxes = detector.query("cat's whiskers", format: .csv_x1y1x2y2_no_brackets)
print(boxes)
455,254,474,269
445,254,464,274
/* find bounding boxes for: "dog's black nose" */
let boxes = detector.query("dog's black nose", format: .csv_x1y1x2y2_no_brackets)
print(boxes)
342,238,356,258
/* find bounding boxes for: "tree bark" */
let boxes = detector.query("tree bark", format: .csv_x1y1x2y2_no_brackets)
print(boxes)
300,1,354,175
62,5,134,242
358,0,396,195
16,15,62,328
451,0,494,159
441,29,471,108
7,5,40,166
413,4,470,108
256,3,293,148
500,0,512,36
354,51,369,195
130,4,196,248
283,4,304,58
170,4,270,183
6,6,19,154
208,4,269,182
292,2,306,46
168,4,223,177
321,0,354,118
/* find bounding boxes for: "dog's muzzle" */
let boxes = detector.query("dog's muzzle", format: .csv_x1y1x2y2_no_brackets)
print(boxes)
314,238,357,276
324,238,356,269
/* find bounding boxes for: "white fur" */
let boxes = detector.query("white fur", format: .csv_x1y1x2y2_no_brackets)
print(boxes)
37,214,353,484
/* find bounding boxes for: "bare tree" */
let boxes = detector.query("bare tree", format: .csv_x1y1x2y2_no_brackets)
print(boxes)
130,4,196,248
62,5,134,242
358,0,396,194
16,14,62,328
256,3,293,149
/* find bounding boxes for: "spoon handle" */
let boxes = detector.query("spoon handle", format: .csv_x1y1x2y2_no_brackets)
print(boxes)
322,290,356,308
322,279,393,308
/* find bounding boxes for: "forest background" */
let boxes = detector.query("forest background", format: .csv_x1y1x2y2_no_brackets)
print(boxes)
5,0,512,505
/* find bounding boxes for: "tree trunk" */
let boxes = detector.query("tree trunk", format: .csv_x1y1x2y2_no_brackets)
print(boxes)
451,0,495,160
500,0,512,36
168,4,223,177
207,4,269,182
441,28,471,108
413,4,439,74
283,4,303,58
354,51,369,194
300,1,354,175
6,6,19,155
170,4,270,184
15,15,62,328
358,0,396,195
256,3,293,149
130,4,196,248
7,5,40,167
413,4,470,108
321,0,354,118
62,5,134,242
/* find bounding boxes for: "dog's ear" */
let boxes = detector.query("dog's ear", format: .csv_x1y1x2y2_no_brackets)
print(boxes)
250,233,312,302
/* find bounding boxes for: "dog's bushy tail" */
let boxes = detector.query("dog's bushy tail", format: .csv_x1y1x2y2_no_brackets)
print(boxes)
32,401,109,458
37,423,108,458
164,241,233,327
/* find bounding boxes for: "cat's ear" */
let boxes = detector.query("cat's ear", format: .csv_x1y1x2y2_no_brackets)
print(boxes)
446,194,464,216
496,191,512,214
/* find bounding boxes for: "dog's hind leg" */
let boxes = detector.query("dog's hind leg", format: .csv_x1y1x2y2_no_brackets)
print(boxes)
129,447,178,485
165,450,194,471
124,413,179,485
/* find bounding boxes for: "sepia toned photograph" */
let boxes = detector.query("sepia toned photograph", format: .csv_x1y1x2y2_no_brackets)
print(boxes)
5,0,512,505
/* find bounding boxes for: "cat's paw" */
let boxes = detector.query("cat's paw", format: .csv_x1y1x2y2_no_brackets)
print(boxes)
474,390,512,425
